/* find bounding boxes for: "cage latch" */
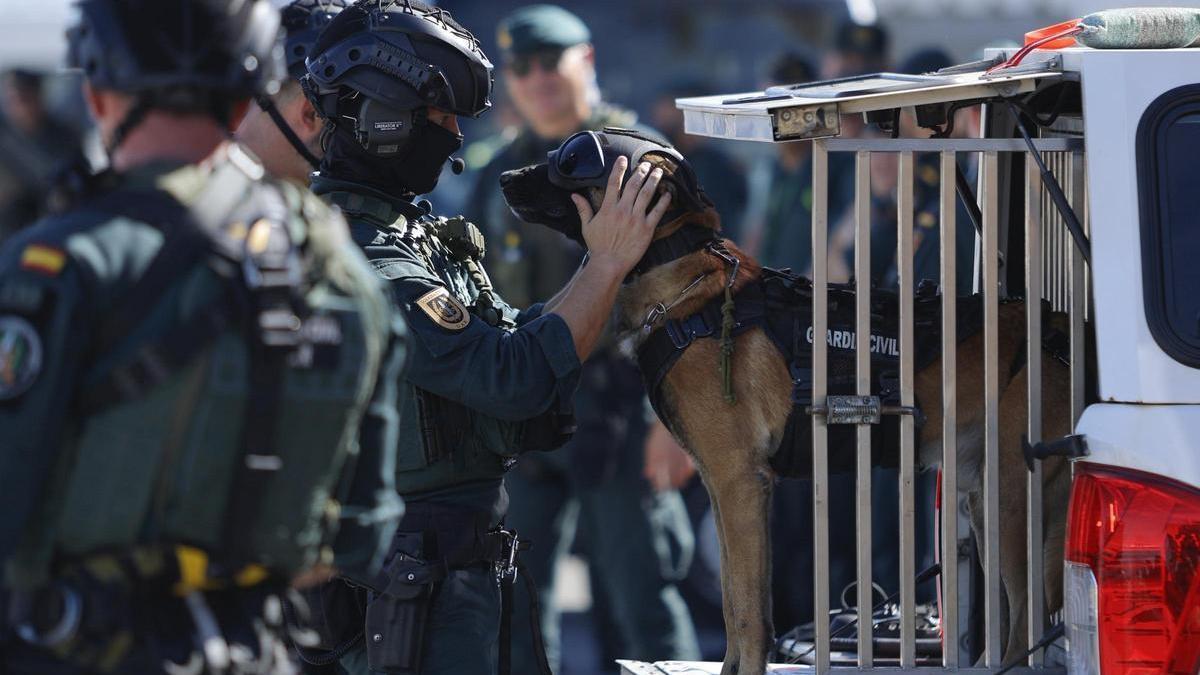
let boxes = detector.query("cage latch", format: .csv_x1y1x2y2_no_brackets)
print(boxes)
807,395,918,425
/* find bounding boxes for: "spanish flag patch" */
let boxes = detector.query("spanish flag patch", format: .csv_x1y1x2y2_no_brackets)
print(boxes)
19,244,66,277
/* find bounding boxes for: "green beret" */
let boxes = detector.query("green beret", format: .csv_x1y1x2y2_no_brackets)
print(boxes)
497,5,591,56
835,21,889,59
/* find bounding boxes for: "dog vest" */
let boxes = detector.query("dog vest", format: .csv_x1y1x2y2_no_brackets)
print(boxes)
637,257,985,478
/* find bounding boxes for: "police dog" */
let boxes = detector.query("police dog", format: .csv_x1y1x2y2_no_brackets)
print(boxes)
499,128,1071,673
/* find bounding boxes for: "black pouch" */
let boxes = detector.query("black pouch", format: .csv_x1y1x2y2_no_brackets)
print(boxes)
290,579,369,665
365,534,444,674
516,406,577,454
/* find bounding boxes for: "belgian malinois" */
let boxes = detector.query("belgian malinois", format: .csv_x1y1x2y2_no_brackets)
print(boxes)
499,128,1071,674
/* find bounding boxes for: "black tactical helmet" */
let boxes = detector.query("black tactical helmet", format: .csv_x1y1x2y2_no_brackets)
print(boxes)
303,0,492,158
281,0,351,80
256,0,352,171
67,0,285,109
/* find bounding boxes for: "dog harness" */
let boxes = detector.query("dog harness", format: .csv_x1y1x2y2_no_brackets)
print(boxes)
634,232,989,478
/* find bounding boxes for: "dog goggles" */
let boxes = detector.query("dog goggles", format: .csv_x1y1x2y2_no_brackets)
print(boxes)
549,130,608,182
546,127,714,214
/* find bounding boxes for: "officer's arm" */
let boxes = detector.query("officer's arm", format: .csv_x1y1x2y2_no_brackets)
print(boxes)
545,157,671,360
388,270,577,421
539,257,583,314
0,240,89,569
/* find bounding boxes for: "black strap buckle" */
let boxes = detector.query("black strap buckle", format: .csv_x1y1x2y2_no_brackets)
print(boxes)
665,312,716,350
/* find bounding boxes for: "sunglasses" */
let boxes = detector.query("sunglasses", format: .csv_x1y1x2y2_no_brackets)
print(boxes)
507,50,564,77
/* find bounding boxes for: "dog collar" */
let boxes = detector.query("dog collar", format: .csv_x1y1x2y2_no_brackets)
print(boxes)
631,223,718,277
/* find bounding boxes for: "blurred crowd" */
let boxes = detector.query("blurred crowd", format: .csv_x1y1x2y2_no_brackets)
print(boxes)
0,2,996,673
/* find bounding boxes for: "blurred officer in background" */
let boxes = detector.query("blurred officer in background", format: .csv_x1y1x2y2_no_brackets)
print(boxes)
296,2,674,674
236,0,348,183
0,0,408,673
871,47,978,296
649,79,749,243
743,52,853,274
465,5,700,672
822,19,891,79
466,4,642,305
0,69,86,240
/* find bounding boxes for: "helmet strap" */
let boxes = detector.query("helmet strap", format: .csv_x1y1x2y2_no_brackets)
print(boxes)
255,94,322,170
105,97,153,158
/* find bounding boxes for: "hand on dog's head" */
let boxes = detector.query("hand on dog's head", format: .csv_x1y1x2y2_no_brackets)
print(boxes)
499,128,718,248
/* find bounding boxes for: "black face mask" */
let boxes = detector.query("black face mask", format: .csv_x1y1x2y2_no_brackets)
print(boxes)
394,122,464,196
322,120,463,200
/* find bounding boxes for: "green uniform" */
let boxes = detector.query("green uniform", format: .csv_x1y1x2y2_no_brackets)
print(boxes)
465,107,700,672
0,144,406,674
310,175,581,675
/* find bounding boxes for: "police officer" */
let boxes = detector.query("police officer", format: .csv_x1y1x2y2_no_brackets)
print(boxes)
297,2,672,674
744,52,855,274
236,0,349,184
872,47,977,296
0,1,407,673
650,78,749,242
0,69,88,240
465,6,700,672
466,4,643,306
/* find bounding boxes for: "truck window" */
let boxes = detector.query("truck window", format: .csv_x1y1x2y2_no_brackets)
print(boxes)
1137,84,1200,368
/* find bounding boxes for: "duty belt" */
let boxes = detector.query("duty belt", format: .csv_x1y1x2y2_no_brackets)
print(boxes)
367,504,550,675
386,506,527,581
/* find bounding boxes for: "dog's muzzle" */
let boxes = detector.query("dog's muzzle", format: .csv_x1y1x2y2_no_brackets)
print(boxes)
499,164,584,244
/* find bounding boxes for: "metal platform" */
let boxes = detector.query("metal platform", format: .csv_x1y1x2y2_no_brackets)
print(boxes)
618,662,1064,675
674,53,1064,143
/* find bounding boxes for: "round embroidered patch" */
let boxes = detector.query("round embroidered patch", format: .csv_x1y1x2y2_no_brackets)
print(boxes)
415,287,470,331
0,315,43,400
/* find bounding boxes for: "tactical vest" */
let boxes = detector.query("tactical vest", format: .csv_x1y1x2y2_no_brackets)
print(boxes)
8,152,388,587
330,192,553,497
638,264,984,479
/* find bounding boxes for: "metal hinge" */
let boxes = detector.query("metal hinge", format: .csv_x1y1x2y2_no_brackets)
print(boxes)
806,395,918,425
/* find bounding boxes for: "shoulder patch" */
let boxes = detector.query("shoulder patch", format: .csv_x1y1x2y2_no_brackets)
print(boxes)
0,315,43,400
415,286,470,332
19,244,66,277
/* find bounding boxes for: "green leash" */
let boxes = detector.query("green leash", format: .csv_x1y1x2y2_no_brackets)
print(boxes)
720,284,737,404
707,242,740,405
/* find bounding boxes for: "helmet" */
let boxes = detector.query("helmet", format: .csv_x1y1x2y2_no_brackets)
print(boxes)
257,0,352,171
67,0,285,109
68,0,285,156
303,0,492,157
281,0,351,80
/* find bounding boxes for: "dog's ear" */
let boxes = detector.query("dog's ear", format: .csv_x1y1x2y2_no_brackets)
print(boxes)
586,187,606,214
643,152,723,232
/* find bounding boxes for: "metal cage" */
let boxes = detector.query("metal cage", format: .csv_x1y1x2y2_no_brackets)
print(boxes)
621,64,1092,673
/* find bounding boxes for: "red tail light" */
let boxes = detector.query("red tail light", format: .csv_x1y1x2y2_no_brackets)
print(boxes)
1066,463,1200,674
